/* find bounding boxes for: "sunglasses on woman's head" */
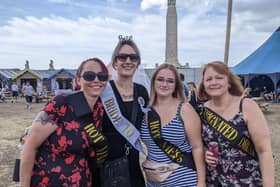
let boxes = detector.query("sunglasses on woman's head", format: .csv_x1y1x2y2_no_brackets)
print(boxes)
115,53,140,63
81,71,109,81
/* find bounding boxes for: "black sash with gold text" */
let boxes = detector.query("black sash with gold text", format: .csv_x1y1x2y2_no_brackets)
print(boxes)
201,107,257,158
147,108,196,171
66,91,109,166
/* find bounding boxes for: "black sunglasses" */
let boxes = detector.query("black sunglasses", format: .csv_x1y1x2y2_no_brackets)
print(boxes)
115,53,140,63
81,71,109,81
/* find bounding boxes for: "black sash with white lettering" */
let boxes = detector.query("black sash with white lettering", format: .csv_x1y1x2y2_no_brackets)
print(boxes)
66,91,109,165
201,107,257,158
147,108,196,171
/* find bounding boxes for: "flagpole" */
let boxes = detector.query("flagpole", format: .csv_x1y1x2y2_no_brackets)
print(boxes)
224,0,233,66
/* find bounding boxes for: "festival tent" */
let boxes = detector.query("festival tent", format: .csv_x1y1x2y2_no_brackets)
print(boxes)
232,26,280,90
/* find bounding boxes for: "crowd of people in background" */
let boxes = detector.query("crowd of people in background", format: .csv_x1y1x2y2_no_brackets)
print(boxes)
242,86,280,103
1,73,280,105
0,81,58,106
0,36,274,187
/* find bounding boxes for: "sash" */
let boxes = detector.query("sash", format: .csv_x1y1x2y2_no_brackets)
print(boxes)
100,83,144,154
201,107,257,158
66,91,109,165
147,108,196,170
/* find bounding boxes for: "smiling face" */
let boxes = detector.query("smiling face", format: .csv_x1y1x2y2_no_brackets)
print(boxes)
154,68,176,98
203,66,230,98
77,60,108,98
113,44,139,78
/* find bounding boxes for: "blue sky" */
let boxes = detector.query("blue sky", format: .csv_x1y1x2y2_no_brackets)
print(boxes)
0,0,279,69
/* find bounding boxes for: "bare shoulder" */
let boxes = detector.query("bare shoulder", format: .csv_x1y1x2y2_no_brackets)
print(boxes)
181,102,199,120
241,97,264,122
181,102,201,133
181,102,196,114
242,97,259,110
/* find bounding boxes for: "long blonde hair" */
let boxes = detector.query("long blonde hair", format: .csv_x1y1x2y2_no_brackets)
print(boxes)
149,63,185,106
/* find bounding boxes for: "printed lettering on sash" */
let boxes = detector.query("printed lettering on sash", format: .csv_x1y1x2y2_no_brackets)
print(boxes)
66,91,109,166
100,83,144,154
202,107,256,158
84,123,109,165
147,108,196,170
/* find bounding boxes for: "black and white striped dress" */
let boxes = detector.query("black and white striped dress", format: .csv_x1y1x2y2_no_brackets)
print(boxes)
141,103,198,187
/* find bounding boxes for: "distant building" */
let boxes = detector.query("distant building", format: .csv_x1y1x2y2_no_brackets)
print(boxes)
0,61,76,95
144,65,202,86
1,62,203,94
0,69,21,89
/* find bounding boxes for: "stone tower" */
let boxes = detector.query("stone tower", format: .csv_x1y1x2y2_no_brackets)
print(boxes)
165,0,180,67
25,60,30,69
49,60,55,70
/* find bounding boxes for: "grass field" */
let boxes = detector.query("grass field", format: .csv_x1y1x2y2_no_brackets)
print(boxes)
0,98,279,186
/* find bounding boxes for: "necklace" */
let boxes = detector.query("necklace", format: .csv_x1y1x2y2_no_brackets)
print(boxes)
114,80,134,102
211,98,234,116
121,94,133,101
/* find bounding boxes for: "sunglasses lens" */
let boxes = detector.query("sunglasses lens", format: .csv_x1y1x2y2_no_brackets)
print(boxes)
82,71,96,81
82,71,108,81
97,72,109,81
129,54,139,62
116,54,127,62
116,54,139,63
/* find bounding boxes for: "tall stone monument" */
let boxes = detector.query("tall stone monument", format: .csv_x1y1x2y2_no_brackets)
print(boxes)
165,0,181,67
25,60,30,69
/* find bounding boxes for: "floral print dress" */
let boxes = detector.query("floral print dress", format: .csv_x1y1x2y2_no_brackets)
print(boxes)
201,101,262,187
30,94,104,187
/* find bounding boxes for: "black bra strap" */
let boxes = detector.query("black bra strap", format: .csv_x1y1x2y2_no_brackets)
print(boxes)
239,98,245,112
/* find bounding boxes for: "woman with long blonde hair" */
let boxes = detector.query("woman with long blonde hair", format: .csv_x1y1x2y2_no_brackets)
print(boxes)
141,63,205,187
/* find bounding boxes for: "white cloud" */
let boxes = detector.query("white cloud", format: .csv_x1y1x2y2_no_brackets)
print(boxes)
0,0,279,69
0,14,166,69
141,0,166,10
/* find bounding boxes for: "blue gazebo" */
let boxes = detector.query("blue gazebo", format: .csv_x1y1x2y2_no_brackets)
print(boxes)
232,26,280,91
0,69,21,88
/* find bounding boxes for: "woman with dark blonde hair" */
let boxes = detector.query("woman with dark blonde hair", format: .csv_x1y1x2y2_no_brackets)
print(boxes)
198,61,274,186
141,63,205,186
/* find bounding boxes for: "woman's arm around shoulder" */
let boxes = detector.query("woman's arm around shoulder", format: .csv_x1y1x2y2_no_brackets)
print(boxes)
20,111,58,187
242,98,274,187
181,102,206,187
